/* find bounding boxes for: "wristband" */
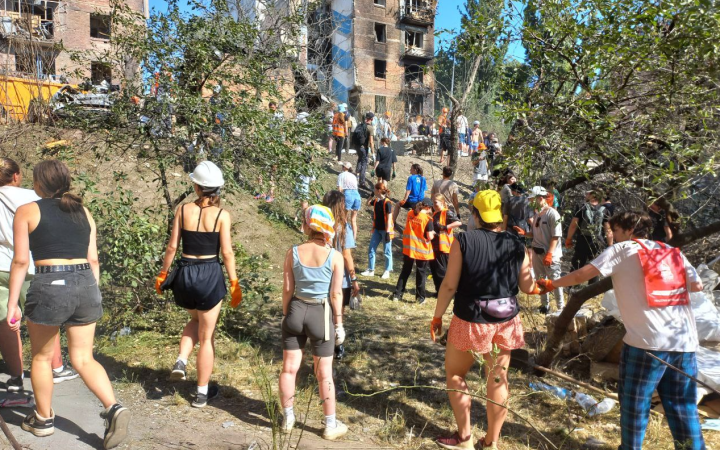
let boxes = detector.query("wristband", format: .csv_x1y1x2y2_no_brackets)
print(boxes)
351,278,358,282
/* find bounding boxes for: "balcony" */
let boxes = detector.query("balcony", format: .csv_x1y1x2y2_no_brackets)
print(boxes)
401,78,432,95
399,2,435,27
402,45,433,62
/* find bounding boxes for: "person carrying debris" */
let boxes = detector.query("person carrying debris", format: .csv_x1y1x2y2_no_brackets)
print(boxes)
565,190,612,284
431,190,541,450
538,211,706,450
279,205,348,440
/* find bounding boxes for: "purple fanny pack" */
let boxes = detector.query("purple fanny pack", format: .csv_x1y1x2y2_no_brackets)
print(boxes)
476,296,518,319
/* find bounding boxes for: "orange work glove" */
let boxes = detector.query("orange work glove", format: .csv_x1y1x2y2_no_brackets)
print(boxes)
542,252,553,266
529,282,542,295
155,271,167,295
230,279,243,308
399,200,406,206
565,238,573,249
537,278,556,295
430,317,442,342
512,226,526,236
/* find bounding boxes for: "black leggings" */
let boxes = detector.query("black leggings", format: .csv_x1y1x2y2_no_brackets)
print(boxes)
429,252,449,293
394,255,429,300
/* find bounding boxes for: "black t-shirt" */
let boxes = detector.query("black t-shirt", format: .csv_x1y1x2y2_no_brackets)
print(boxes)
454,229,525,324
649,209,668,242
418,125,430,136
431,210,459,250
601,202,615,218
372,198,393,231
376,147,396,171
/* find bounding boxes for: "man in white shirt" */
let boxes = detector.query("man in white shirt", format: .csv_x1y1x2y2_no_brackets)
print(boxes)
456,114,469,157
539,211,705,450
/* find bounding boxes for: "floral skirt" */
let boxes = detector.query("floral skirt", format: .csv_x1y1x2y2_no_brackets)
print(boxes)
447,314,525,354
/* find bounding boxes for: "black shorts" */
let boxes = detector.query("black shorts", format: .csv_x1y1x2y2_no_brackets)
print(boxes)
25,269,103,326
440,135,451,151
172,258,226,311
402,200,419,210
376,167,391,180
342,287,352,307
282,298,335,357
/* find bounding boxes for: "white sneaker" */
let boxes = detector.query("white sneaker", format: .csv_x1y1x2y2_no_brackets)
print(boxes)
381,271,390,279
322,420,348,441
281,416,295,433
360,270,375,277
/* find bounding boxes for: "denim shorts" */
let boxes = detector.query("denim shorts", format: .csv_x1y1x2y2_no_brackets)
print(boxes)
25,269,103,326
344,189,361,211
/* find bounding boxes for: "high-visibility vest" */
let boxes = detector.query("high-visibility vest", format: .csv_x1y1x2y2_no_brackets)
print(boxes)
332,113,346,137
436,209,454,253
403,210,434,260
372,197,394,236
438,114,448,134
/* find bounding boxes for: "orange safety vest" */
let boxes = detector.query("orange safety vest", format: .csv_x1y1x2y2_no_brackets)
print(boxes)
332,113,346,137
436,209,454,253
403,210,434,260
438,114,448,134
373,198,395,237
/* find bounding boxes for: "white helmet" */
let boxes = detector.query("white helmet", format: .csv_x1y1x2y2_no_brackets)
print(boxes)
190,161,224,188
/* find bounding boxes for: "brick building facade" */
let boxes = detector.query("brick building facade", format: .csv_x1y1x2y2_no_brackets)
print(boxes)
0,0,147,84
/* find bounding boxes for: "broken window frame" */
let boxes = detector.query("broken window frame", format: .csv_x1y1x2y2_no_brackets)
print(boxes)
89,13,111,40
374,22,386,43
91,61,111,84
374,59,386,79
373,0,386,7
0,0,57,39
405,30,423,49
404,64,423,83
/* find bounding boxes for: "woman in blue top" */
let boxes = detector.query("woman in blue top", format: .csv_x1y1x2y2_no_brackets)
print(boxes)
280,205,348,441
392,163,427,224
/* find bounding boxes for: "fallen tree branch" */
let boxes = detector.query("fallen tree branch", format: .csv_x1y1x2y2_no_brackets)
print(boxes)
344,383,557,449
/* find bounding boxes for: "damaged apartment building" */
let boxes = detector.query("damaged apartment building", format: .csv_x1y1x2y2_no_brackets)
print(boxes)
0,0,147,84
306,0,435,121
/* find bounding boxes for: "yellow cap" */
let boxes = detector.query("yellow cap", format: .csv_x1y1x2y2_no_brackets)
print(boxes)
472,190,503,223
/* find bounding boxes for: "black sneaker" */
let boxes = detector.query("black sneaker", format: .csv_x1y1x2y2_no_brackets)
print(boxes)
100,403,130,449
417,297,426,305
538,305,549,315
53,367,80,384
21,410,55,437
191,385,219,408
7,375,24,393
169,360,187,381
335,344,345,360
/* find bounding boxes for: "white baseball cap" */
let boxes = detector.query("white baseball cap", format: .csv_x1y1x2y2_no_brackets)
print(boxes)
341,161,352,169
190,161,224,188
530,186,548,197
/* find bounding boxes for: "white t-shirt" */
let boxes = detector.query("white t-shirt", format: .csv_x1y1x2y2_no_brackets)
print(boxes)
591,239,699,352
0,186,40,273
531,207,562,261
337,171,358,190
457,115,468,134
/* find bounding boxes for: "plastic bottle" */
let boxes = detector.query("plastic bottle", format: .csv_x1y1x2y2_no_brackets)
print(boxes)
529,381,570,400
573,392,599,415
592,398,617,416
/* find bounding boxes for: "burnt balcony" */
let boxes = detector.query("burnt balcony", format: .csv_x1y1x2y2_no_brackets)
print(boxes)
402,45,433,62
399,2,435,27
401,78,432,95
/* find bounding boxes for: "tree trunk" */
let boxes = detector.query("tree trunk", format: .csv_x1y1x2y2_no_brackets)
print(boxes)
447,54,484,176
536,219,720,369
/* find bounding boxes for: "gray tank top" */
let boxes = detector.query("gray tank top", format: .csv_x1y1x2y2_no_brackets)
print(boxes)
292,246,334,299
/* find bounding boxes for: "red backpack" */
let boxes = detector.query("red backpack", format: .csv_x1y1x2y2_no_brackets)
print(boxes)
633,239,689,308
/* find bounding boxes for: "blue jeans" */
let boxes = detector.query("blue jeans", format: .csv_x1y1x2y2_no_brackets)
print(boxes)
368,229,392,272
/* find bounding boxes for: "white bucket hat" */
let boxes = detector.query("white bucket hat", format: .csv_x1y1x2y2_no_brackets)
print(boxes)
190,161,224,188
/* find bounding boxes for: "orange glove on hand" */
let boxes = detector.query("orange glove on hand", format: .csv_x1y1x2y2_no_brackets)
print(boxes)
536,278,556,295
430,317,442,342
230,279,243,308
529,282,542,295
399,200,406,206
513,226,526,236
565,238,573,249
155,271,167,295
542,252,553,266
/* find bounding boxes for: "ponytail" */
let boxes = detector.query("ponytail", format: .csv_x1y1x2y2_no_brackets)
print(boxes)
59,191,84,215
0,157,20,186
33,160,84,220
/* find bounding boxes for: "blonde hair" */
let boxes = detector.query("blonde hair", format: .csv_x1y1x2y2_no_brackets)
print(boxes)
433,193,447,206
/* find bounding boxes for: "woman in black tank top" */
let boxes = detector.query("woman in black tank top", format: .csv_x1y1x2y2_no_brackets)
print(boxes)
5,160,129,448
156,161,242,408
430,190,541,450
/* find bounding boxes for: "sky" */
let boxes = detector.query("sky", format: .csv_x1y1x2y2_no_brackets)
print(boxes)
147,0,526,62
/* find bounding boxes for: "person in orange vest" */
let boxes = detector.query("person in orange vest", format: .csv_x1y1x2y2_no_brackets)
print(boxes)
430,194,462,295
437,107,450,164
332,105,348,162
392,200,435,304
